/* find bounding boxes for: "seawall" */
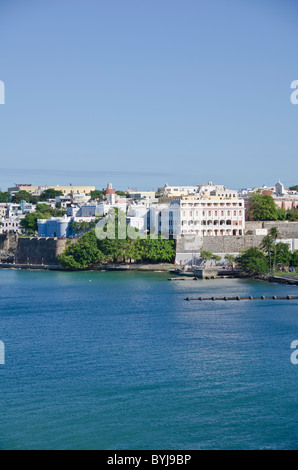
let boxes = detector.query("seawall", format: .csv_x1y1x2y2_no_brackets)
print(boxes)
245,221,298,238
0,235,76,267
175,234,265,265
15,237,76,265
0,234,18,256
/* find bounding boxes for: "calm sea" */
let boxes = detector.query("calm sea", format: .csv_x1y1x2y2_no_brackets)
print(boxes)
0,270,298,450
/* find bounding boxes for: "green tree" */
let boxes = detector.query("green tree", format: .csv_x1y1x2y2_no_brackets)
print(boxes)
0,191,10,203
276,207,287,220
71,220,98,237
275,242,292,267
289,185,298,191
29,195,40,204
115,191,129,198
291,251,298,268
225,254,236,264
90,190,104,200
135,236,176,263
261,235,274,272
247,193,278,221
200,250,213,261
286,208,298,221
269,227,280,272
12,190,32,204
237,248,269,275
39,189,63,201
20,212,49,235
35,203,65,216
58,231,104,270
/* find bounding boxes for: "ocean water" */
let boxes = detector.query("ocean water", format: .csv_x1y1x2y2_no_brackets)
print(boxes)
0,269,298,450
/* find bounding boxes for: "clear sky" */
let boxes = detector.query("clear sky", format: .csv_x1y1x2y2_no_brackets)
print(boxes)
0,0,298,191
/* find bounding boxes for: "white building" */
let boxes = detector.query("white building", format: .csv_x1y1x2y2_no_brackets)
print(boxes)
0,216,21,234
178,198,245,237
126,204,149,234
6,201,36,218
159,183,199,198
155,197,245,238
0,204,7,218
125,193,246,240
127,191,157,202
158,181,238,200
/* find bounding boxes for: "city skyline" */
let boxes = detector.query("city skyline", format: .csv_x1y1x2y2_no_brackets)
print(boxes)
0,167,297,194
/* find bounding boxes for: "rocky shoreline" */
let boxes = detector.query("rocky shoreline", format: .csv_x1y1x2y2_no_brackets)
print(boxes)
259,274,298,287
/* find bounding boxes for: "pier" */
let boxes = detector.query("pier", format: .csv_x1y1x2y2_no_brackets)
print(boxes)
185,295,298,301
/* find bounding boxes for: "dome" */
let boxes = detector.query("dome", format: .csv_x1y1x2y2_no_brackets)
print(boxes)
105,188,116,195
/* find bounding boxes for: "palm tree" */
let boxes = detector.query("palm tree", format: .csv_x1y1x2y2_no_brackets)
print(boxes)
261,235,274,273
269,227,280,273
200,250,213,267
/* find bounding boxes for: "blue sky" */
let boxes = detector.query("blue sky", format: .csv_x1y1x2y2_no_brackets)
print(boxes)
0,0,297,191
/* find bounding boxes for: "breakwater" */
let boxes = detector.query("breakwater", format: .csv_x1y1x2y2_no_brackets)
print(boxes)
185,295,298,301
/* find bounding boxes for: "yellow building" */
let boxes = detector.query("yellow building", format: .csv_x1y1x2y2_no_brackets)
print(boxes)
16,184,96,196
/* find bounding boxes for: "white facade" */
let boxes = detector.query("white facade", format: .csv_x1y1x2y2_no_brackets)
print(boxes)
125,196,246,239
126,216,146,233
128,191,157,201
159,184,199,198
159,182,238,200
0,204,7,218
179,198,245,236
7,202,36,218
0,216,20,234
155,198,245,238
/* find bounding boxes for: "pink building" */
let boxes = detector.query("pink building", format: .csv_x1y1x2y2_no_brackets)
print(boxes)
274,197,298,211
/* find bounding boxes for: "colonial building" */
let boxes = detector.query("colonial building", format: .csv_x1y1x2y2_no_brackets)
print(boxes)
179,197,245,236
156,196,245,238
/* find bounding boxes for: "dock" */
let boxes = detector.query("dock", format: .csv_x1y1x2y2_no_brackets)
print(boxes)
185,295,298,301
